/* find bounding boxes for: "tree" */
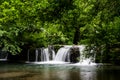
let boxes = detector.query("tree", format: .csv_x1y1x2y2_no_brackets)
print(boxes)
0,0,46,54
83,0,120,63
56,0,96,44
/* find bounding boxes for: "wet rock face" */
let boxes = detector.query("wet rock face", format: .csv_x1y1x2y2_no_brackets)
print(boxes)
48,45,54,60
69,47,80,63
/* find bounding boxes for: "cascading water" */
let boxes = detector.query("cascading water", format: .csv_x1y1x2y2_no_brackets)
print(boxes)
37,46,71,64
26,45,96,65
35,49,39,62
79,45,92,64
54,47,71,62
40,48,49,61
74,45,96,65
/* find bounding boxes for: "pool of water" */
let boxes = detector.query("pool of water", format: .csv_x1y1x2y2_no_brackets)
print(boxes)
0,62,120,80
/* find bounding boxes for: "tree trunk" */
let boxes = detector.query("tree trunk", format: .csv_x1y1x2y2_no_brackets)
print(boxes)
73,27,80,45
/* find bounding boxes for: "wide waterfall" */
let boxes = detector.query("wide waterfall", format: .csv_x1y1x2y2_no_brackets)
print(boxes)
27,45,96,65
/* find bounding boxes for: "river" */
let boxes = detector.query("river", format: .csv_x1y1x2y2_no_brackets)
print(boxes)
0,62,120,80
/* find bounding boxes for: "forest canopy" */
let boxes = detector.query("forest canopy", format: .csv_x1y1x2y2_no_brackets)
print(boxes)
0,0,120,63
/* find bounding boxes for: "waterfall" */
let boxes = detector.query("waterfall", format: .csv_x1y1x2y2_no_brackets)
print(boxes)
54,47,71,62
76,45,96,65
79,46,84,63
35,49,39,62
41,48,49,61
26,45,96,65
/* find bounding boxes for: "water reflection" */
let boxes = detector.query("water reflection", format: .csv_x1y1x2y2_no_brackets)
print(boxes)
96,66,120,80
0,64,120,80
79,66,97,80
37,65,81,80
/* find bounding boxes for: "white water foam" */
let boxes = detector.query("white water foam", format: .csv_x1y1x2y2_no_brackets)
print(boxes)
27,61,70,64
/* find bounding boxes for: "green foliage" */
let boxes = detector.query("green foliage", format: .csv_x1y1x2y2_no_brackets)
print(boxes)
0,0,120,64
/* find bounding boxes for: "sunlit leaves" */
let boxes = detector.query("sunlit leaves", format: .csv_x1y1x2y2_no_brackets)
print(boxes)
41,22,68,45
0,30,6,37
2,42,21,55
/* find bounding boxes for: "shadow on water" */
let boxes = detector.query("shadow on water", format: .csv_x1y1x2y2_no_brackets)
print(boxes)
0,62,120,80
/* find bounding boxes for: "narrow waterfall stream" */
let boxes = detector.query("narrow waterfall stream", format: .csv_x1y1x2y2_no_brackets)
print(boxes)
77,45,96,65
40,48,49,61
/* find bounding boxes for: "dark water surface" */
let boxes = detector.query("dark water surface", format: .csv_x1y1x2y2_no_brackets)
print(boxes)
0,63,120,80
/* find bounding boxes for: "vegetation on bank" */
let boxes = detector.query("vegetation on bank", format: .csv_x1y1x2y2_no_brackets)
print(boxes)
0,0,120,64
